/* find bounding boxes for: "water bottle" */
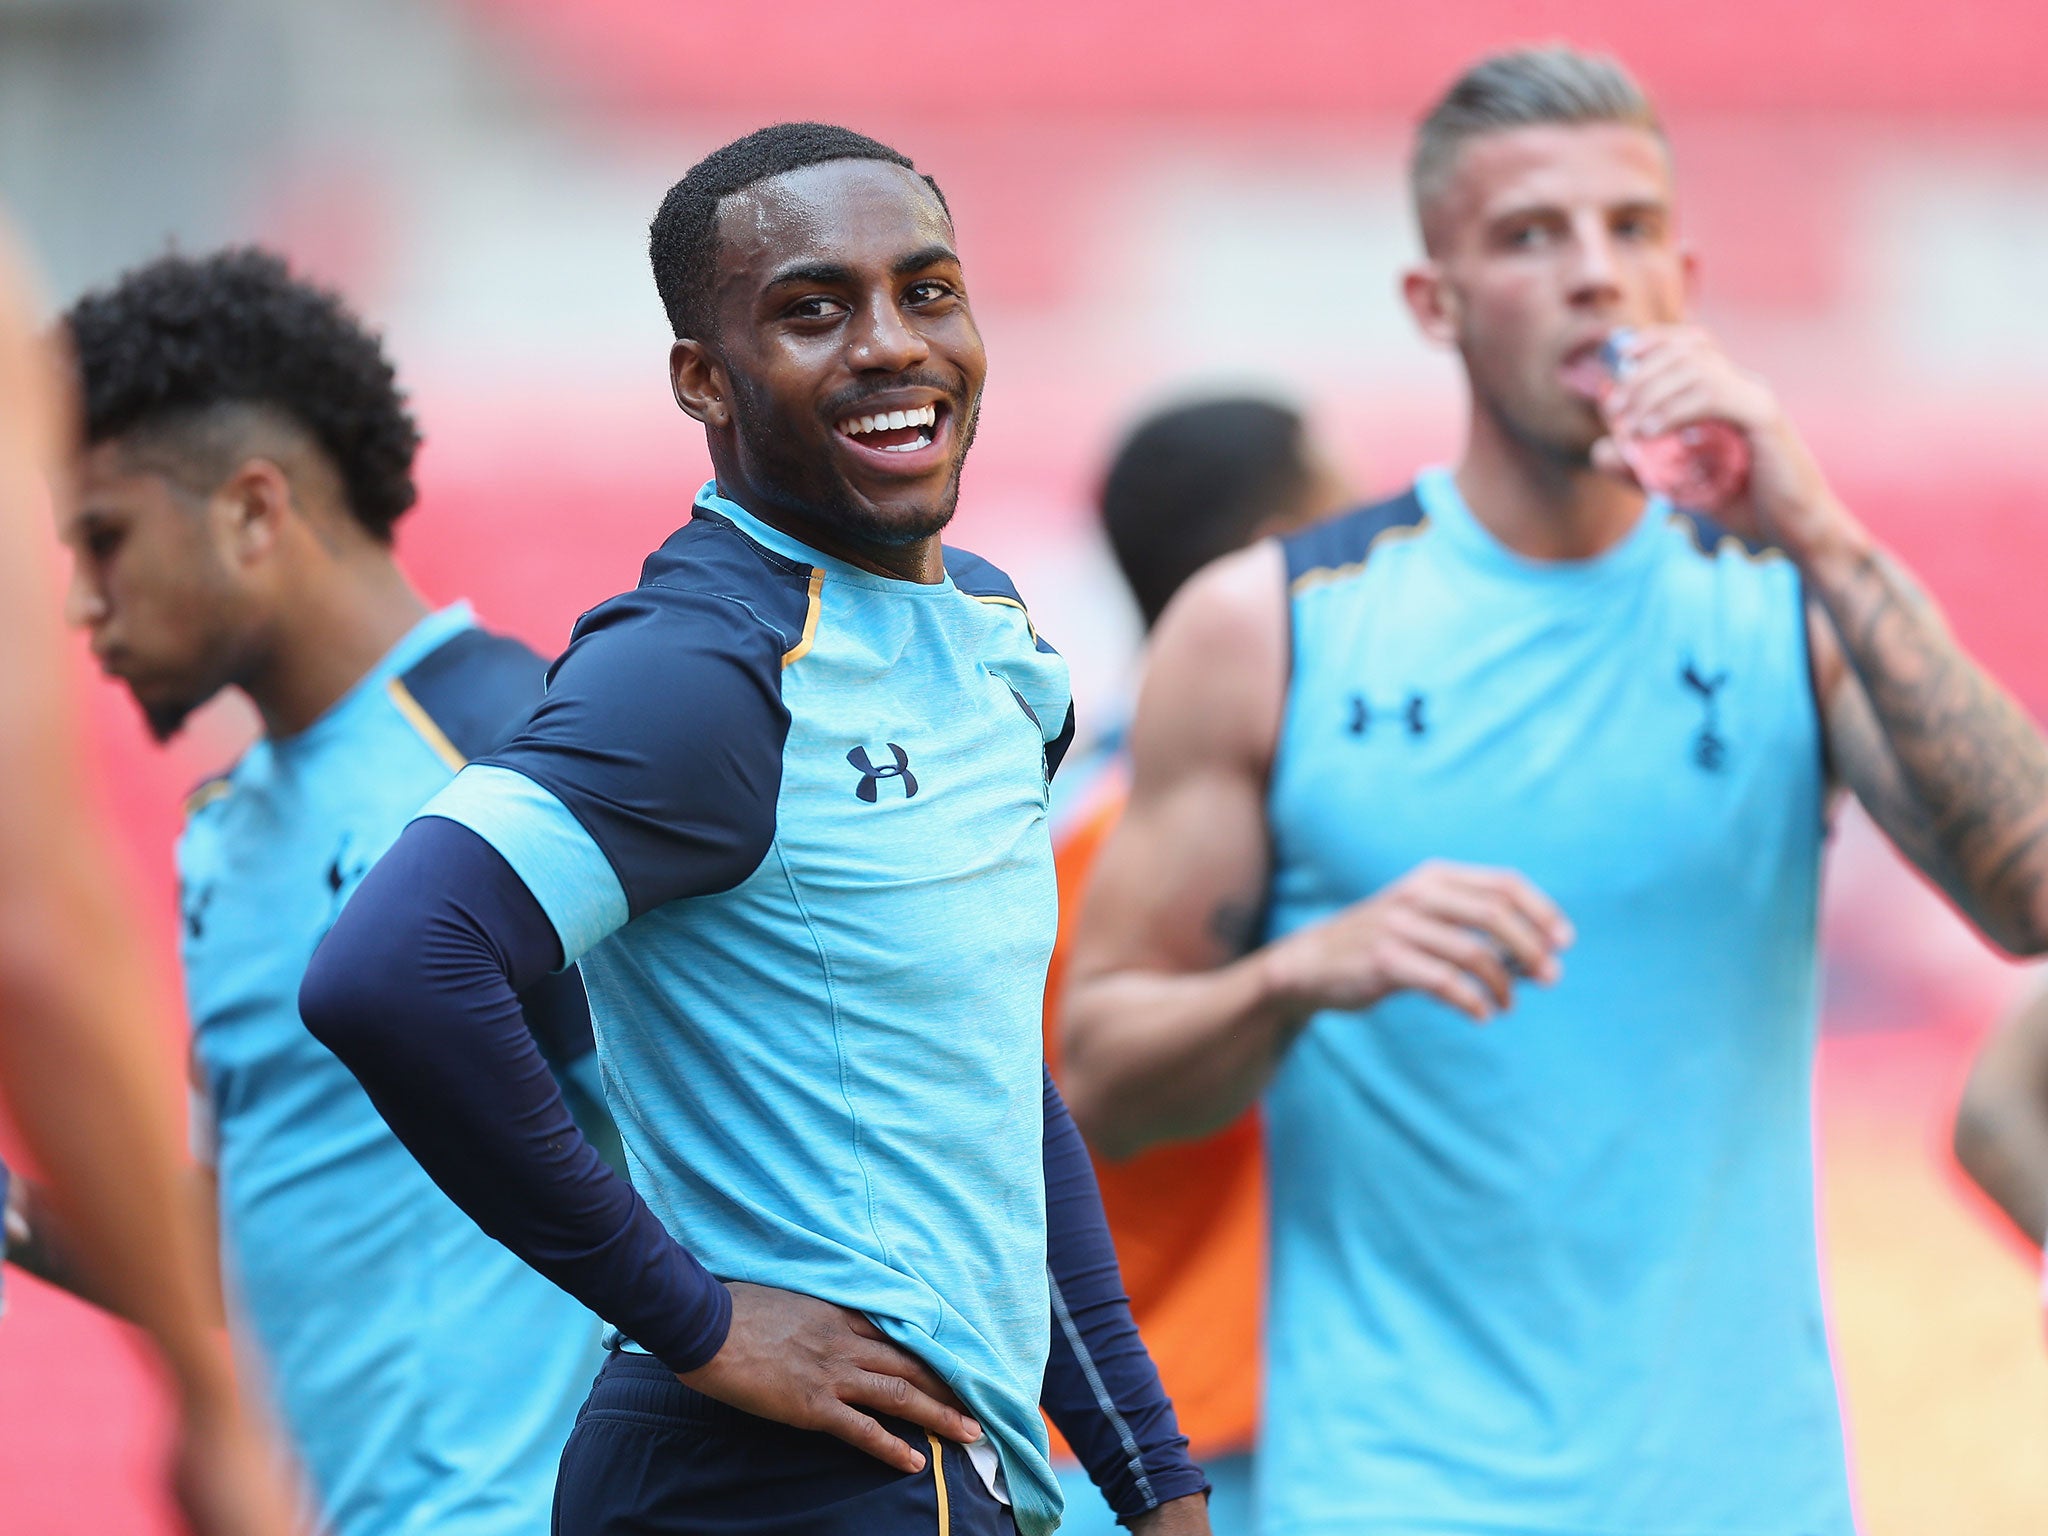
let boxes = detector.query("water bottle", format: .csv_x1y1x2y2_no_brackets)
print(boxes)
1599,328,1750,510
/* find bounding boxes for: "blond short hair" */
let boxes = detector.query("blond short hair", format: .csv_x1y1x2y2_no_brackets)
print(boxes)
1412,46,1664,235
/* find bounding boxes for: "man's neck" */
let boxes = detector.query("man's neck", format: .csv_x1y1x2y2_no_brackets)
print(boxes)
713,472,946,585
245,555,432,739
1453,408,1647,563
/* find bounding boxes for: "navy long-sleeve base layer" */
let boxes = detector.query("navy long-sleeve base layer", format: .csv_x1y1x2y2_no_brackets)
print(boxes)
303,483,1201,1536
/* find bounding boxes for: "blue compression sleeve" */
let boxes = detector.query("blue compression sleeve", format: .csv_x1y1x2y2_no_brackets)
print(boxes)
300,814,731,1372
1041,1066,1208,1521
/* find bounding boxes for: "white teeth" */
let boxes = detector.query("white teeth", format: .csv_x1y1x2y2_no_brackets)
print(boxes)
839,405,939,439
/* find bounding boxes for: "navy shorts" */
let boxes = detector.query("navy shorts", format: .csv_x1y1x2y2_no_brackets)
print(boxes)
553,1349,1018,1536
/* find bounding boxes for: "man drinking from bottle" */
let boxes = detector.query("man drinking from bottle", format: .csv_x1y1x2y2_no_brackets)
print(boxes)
1055,44,2048,1536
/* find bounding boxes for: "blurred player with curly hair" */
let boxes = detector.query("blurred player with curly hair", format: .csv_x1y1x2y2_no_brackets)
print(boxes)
0,221,296,1536
45,247,618,1536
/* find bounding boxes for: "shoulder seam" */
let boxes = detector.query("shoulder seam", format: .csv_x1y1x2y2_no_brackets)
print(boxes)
627,573,818,664
1289,516,1431,595
966,591,1038,642
1666,511,1784,564
386,678,468,772
182,776,233,819
781,568,826,668
640,517,820,659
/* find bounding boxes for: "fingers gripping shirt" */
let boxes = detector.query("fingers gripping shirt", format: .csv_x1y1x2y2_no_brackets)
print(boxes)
422,483,1076,1536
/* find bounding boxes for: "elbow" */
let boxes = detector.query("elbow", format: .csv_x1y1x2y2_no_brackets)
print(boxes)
1056,999,1112,1150
1950,1088,1998,1184
1058,1020,1142,1163
2011,905,2048,961
1986,905,2048,960
298,914,408,1058
1062,1081,1128,1163
1976,874,2048,959
1951,1052,2023,1195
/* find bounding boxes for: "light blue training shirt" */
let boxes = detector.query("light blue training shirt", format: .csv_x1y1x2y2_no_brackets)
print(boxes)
1257,468,1851,1536
423,482,1077,1536
180,604,606,1536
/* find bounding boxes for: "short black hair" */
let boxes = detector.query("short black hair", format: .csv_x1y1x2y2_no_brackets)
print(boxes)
648,122,949,341
1100,397,1315,628
63,247,421,542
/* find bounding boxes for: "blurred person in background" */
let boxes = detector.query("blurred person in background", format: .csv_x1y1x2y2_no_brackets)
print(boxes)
1955,987,2048,1269
1046,396,1349,1536
1060,45,2048,1536
301,124,1207,1536
46,247,617,1536
0,225,294,1536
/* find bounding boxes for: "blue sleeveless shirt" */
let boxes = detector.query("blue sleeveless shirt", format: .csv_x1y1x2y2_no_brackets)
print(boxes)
1258,468,1851,1535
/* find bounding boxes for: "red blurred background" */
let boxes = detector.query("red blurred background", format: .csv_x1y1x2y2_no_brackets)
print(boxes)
2,1,2046,1529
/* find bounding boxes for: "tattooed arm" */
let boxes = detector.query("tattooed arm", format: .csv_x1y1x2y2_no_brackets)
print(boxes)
1599,327,2048,956
1057,542,1570,1160
1804,551,2048,954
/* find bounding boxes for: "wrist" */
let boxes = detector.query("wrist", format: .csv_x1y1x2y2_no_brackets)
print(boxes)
664,1273,736,1379
1250,934,1311,1021
1128,1492,1211,1536
1778,492,1874,587
161,1332,243,1421
1748,421,1867,574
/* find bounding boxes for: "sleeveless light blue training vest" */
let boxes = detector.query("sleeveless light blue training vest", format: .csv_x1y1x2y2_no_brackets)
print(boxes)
1258,467,1851,1536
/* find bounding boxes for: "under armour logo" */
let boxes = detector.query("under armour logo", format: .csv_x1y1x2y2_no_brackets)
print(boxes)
847,743,918,802
1681,659,1730,773
1347,692,1427,738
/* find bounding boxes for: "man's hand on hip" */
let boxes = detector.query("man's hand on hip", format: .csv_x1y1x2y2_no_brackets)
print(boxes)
679,1281,982,1476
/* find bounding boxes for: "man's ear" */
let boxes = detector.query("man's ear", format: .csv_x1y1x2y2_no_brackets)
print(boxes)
1401,261,1460,349
671,339,731,427
1680,243,1702,309
213,457,294,567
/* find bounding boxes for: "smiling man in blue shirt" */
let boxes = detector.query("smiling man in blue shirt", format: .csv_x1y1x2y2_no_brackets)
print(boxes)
303,124,1208,1536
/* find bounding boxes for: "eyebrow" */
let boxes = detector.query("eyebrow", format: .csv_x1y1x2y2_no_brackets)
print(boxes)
761,244,961,292
891,243,959,276
763,260,858,291
1489,194,1669,224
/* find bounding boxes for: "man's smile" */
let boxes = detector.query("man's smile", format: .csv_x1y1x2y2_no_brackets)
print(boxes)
829,392,958,478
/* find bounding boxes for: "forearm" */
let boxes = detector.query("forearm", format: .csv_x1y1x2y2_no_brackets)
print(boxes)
6,1174,124,1311
4,1165,220,1323
1060,952,1301,1160
1040,1068,1208,1521
0,865,234,1405
1801,511,2048,953
300,816,731,1373
0,243,248,1433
